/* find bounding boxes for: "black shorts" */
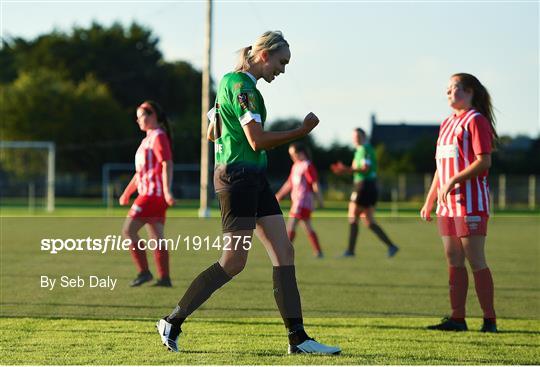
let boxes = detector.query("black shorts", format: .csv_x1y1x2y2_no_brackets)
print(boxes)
350,179,378,207
215,167,282,232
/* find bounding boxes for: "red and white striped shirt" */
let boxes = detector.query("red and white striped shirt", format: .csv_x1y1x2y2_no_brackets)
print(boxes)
135,128,172,197
435,109,492,217
289,160,318,213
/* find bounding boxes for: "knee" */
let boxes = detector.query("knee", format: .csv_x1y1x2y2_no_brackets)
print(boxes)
284,242,295,261
348,217,359,225
122,225,136,239
468,259,487,272
366,220,376,229
275,242,295,266
445,249,465,267
220,257,247,277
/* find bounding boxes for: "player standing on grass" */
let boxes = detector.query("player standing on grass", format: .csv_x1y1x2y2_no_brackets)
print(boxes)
331,128,399,258
275,143,325,258
421,73,498,332
156,31,340,355
119,101,175,287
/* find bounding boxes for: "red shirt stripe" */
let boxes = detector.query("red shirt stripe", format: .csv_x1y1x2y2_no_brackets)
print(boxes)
135,129,172,197
435,109,492,217
289,160,318,212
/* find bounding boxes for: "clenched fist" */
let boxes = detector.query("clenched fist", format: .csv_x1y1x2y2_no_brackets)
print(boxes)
302,112,320,134
119,193,130,206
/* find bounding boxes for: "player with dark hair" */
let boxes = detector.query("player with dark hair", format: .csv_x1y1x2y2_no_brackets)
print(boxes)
421,73,498,332
331,128,399,258
156,31,341,355
276,142,324,258
120,100,175,287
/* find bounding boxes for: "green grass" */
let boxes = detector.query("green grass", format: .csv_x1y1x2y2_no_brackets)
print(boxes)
1,317,538,365
2,198,539,217
1,206,539,364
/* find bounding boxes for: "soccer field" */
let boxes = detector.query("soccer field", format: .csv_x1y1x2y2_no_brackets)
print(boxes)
1,206,539,364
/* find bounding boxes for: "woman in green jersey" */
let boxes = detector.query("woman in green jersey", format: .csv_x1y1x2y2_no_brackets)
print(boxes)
156,31,341,355
332,128,399,258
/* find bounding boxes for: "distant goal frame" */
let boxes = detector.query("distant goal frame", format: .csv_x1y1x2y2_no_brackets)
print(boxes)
0,141,55,212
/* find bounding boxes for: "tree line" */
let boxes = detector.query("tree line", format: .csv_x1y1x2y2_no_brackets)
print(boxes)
1,21,538,187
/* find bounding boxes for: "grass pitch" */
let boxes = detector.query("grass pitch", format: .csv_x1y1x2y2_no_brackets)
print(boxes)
1,317,538,365
1,204,539,364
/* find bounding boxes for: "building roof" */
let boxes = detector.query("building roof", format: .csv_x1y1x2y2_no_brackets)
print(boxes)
369,113,439,152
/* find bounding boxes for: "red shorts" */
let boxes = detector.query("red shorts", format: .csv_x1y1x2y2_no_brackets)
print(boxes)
437,216,488,237
128,195,168,224
289,207,312,220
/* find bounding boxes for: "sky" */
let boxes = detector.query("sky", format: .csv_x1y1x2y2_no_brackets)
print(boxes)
1,1,539,147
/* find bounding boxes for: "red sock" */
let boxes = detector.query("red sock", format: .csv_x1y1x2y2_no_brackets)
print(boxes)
307,230,322,254
449,266,468,320
130,242,148,273
473,267,496,320
288,230,296,243
154,248,169,279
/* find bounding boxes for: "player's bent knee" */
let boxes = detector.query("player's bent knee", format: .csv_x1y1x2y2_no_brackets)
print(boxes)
276,243,295,265
122,226,136,239
287,243,295,260
221,258,247,277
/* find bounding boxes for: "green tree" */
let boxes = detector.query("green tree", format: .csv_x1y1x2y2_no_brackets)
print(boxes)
0,69,130,176
1,22,204,169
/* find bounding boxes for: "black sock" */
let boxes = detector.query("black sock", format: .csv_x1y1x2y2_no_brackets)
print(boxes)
288,323,310,345
347,222,358,253
166,306,185,327
166,262,232,327
272,265,303,331
369,223,394,248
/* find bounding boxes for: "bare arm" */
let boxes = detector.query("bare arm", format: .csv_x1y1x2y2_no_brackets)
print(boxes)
162,160,175,206
440,154,491,204
331,161,368,175
425,171,439,205
351,160,369,173
207,121,215,142
420,170,439,221
275,180,292,201
312,181,324,208
451,154,491,185
119,173,138,205
242,112,319,151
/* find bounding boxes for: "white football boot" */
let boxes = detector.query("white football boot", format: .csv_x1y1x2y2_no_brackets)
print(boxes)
156,318,181,352
288,338,341,355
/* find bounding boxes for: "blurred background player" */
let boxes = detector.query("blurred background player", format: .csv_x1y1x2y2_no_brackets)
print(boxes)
331,128,399,258
275,142,324,258
119,101,175,287
421,73,498,333
156,31,340,355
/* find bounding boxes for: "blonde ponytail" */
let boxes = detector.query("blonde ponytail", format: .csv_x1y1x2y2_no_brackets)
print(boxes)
234,45,252,72
233,31,289,72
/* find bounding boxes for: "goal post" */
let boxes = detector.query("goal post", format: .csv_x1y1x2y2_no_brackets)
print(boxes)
0,141,55,212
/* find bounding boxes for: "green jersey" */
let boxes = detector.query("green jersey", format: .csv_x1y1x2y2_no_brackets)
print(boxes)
211,72,267,171
352,143,377,182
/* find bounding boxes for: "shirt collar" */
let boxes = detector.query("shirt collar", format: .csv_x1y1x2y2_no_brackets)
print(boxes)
146,128,162,137
242,71,257,85
453,108,475,118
